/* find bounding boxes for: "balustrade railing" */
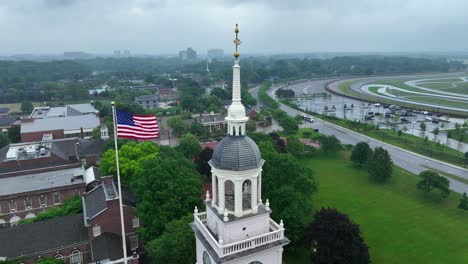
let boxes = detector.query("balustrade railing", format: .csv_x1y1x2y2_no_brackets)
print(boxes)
193,211,284,257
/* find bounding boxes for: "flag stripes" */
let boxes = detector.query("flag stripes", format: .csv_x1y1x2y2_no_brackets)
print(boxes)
116,110,159,140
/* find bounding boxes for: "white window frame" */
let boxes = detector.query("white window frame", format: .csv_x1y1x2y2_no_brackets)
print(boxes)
70,249,82,264
24,197,32,210
132,217,140,228
129,235,138,251
39,195,47,207
93,225,101,237
9,200,17,212
54,254,65,261
53,192,61,204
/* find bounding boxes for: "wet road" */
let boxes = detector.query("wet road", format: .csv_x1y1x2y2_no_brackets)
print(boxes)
250,81,468,194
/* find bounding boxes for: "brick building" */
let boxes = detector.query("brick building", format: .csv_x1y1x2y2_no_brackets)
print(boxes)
0,179,140,264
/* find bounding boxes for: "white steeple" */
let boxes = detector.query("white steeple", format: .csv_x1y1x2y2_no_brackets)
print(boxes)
226,24,248,136
192,24,289,264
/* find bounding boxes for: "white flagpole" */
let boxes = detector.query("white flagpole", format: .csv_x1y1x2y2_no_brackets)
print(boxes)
112,101,128,264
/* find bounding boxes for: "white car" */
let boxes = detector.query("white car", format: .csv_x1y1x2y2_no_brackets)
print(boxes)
424,116,432,122
374,103,381,107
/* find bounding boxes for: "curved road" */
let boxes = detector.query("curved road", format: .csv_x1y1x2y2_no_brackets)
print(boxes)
250,80,468,194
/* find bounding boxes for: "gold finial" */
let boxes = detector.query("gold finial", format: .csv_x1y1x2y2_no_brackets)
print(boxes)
234,24,241,59
111,101,115,106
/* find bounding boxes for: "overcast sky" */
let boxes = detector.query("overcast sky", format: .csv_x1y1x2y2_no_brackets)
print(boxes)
1,0,467,55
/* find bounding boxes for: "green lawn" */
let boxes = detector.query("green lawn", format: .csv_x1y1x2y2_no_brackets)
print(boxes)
285,153,468,264
404,96,468,109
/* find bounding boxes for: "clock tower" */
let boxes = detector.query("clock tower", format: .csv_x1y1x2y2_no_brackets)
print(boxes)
191,24,289,264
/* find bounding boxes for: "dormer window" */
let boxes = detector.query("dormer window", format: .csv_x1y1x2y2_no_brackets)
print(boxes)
25,198,32,210
9,200,17,212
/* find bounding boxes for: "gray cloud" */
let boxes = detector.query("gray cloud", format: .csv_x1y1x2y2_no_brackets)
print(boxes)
0,0,467,54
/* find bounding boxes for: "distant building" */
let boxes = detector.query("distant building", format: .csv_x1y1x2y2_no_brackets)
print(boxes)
20,104,102,142
192,112,227,132
207,48,224,61
63,52,90,59
114,50,121,57
134,94,159,109
0,108,16,130
179,47,197,61
123,49,131,57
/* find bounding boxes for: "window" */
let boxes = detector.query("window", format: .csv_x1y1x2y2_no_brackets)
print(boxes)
53,192,61,204
70,250,82,264
132,217,140,228
25,198,32,210
248,262,262,264
54,254,65,261
39,195,47,207
9,200,17,212
203,251,211,264
93,225,101,237
129,235,138,250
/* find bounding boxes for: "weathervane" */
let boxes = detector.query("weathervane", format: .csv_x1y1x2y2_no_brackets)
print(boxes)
234,24,241,59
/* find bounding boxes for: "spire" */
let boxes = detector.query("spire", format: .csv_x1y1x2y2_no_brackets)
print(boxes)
226,24,248,136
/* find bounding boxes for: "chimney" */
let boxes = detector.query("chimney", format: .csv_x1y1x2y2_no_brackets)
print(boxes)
75,142,80,161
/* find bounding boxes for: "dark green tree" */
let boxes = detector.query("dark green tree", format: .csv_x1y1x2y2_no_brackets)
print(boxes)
21,100,34,113
416,170,450,198
420,122,426,132
146,214,196,264
286,136,305,157
280,117,299,134
458,192,468,211
132,154,203,240
304,208,370,264
368,147,393,182
7,126,21,143
177,133,202,159
317,135,341,154
167,116,188,136
262,150,317,245
189,122,209,139
36,258,65,264
351,142,371,167
0,133,9,148
194,147,214,179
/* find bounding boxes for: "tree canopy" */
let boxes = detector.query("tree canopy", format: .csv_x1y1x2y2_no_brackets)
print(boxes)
368,147,393,182
304,208,370,264
351,142,372,167
416,170,450,198
176,133,202,159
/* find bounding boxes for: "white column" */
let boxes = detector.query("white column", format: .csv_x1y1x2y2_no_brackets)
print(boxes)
234,180,242,217
258,172,262,204
277,248,284,264
251,176,258,213
212,174,217,206
218,178,225,214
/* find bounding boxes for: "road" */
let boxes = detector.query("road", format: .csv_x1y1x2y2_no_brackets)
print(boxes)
250,81,468,194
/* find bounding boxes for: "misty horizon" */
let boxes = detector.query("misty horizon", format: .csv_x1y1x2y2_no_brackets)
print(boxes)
1,0,468,55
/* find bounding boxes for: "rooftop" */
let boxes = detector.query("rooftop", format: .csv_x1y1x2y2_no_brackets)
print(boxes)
135,94,158,100
0,214,88,258
21,114,100,133
29,104,98,119
0,167,85,196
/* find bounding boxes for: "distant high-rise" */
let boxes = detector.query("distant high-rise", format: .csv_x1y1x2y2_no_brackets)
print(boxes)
114,50,121,57
123,50,131,57
179,47,197,61
207,49,224,61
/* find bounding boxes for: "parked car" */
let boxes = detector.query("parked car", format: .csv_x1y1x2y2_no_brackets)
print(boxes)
424,116,433,121
389,105,397,109
374,103,381,107
401,118,410,123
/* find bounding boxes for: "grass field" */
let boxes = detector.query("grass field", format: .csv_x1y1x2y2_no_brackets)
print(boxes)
0,102,43,113
284,152,468,264
405,96,468,109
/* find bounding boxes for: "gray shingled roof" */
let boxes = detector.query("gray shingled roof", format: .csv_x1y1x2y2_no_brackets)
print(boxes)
84,185,107,221
21,114,100,133
91,233,124,261
0,214,88,258
210,136,262,171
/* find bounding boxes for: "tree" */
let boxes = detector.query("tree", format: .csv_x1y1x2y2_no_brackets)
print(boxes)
368,147,393,182
189,122,209,139
167,116,188,136
458,192,468,211
350,142,371,167
464,152,468,166
194,147,213,179
132,153,203,240
416,170,450,198
397,130,403,136
286,136,305,157
177,133,201,159
21,100,34,113
304,208,370,264
261,150,317,244
420,122,426,132
280,116,299,134
433,127,440,141
0,133,9,148
146,214,196,264
317,135,341,154
100,141,159,184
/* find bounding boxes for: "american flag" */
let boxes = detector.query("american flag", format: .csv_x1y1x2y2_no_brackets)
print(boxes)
116,110,159,140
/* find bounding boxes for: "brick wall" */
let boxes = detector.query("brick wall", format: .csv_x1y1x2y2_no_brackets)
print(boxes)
21,129,64,142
